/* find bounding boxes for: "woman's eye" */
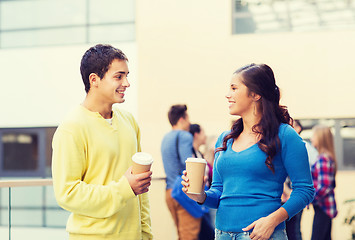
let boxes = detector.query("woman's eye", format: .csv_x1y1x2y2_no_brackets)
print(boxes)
117,75,122,80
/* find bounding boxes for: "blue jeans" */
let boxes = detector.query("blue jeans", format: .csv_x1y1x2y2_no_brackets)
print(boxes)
215,228,288,240
286,210,303,240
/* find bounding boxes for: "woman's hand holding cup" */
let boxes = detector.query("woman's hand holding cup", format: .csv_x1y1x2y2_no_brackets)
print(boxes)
181,170,207,204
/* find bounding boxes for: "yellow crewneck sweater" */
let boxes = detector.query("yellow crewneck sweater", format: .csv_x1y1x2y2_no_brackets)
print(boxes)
52,105,152,240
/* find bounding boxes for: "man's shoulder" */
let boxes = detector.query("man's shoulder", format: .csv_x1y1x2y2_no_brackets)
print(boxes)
58,105,86,128
53,106,90,139
178,130,193,140
161,130,192,145
112,105,132,116
166,130,192,140
112,105,136,123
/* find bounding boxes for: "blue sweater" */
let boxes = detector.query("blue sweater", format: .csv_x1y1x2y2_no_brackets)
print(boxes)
161,130,193,189
204,124,315,232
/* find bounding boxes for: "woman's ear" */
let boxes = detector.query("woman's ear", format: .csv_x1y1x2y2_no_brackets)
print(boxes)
251,92,261,102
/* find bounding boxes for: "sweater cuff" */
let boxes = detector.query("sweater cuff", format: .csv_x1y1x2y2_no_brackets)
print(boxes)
142,231,153,240
110,176,136,202
202,190,217,209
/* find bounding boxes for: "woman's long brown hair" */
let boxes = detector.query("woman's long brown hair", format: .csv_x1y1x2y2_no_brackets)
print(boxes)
216,64,292,173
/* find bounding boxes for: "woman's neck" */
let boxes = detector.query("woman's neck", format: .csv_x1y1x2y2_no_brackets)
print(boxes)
193,142,201,151
242,113,261,135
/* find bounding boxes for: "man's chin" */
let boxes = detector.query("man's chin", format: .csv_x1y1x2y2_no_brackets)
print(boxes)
116,98,125,104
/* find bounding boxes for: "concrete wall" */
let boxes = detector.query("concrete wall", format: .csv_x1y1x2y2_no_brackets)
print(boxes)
0,43,138,128
136,0,355,172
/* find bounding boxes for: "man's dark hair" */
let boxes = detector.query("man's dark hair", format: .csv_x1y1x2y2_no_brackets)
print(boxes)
168,104,187,126
80,44,128,93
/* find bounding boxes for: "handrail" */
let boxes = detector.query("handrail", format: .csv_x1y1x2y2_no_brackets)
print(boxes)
0,177,166,188
0,179,53,188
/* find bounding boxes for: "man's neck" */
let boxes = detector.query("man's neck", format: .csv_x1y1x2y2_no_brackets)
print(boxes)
82,95,113,119
172,125,185,131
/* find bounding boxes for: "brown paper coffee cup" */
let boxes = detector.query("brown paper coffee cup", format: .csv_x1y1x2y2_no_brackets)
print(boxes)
132,152,153,174
185,157,207,194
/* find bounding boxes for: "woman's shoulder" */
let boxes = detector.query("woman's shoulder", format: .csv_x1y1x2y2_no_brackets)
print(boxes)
214,130,231,147
278,123,299,138
278,123,293,133
218,130,231,141
318,153,334,162
278,123,305,149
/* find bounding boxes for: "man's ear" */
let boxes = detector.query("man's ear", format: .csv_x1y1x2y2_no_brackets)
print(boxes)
89,73,100,88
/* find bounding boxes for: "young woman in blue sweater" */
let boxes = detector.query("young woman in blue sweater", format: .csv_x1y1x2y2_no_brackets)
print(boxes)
182,64,315,240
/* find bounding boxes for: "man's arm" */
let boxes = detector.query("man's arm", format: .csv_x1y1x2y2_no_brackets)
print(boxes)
133,120,153,239
139,193,153,240
52,128,137,219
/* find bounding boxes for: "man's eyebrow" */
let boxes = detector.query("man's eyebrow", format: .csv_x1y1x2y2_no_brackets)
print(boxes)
114,71,129,75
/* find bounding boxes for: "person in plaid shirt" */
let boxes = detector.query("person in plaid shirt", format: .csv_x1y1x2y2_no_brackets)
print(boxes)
310,125,338,240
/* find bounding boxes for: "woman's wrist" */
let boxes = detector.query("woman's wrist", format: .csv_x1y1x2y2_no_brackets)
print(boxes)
197,191,207,204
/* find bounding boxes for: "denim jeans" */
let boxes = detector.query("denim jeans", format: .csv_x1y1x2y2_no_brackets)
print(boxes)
215,228,288,240
286,210,303,240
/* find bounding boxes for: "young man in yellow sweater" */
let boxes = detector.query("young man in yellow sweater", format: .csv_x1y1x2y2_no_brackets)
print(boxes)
52,44,153,240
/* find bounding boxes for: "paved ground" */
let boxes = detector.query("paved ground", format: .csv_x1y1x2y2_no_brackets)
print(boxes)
0,227,68,240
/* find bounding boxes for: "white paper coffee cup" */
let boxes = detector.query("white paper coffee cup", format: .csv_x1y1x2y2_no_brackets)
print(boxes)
132,152,153,174
185,157,207,194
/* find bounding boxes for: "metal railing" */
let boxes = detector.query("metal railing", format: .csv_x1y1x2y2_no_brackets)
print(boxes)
0,177,167,240
0,179,53,240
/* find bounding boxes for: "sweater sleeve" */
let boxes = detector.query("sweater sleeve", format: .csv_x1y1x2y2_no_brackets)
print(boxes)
52,127,136,219
204,160,223,209
280,125,315,219
134,122,153,239
140,192,153,240
203,131,228,209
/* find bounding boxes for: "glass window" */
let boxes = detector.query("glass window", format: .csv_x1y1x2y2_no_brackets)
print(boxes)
0,0,136,49
45,128,56,177
89,0,135,24
0,127,56,177
89,23,135,43
298,118,355,171
1,27,86,48
0,0,86,30
232,0,355,34
2,133,38,171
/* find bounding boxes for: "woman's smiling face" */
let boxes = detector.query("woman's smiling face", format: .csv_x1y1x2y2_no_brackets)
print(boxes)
225,73,255,117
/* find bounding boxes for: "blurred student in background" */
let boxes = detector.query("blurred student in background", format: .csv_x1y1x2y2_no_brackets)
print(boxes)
189,124,212,186
283,119,318,240
310,125,338,240
161,104,201,240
